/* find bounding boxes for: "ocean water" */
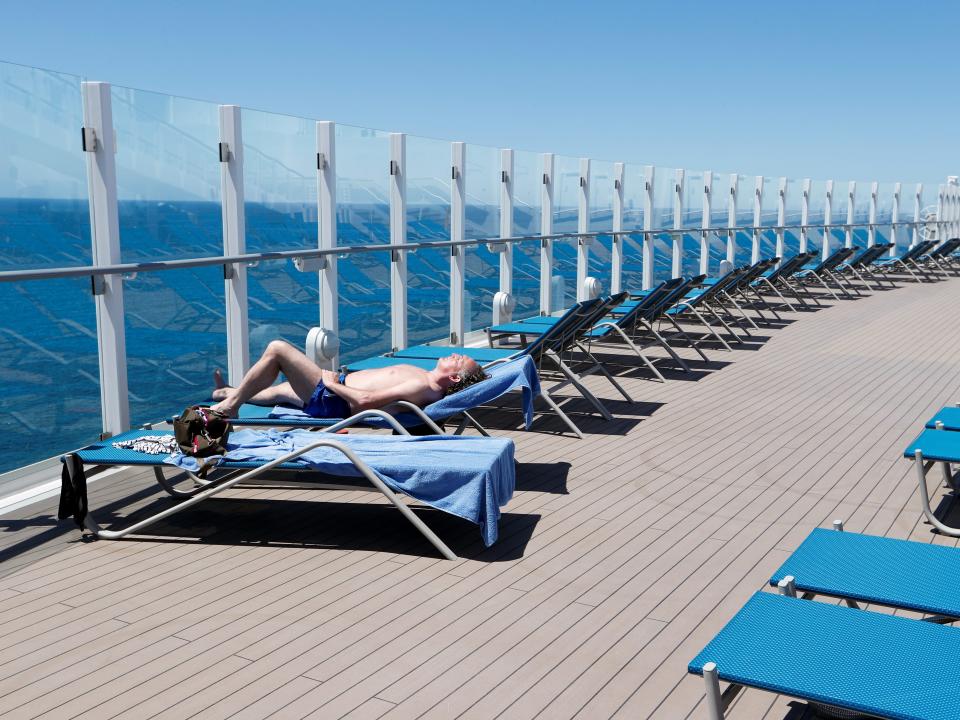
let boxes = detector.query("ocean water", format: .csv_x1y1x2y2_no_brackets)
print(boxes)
0,197,845,475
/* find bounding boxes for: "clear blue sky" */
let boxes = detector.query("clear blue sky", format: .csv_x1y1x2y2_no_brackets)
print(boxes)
2,0,955,184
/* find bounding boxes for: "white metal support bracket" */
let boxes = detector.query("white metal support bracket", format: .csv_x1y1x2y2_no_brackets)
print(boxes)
389,133,407,350
82,81,130,437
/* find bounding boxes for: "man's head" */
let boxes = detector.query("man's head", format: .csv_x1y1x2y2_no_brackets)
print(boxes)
434,353,489,395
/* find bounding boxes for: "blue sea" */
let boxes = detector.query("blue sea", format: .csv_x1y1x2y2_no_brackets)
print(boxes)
0,197,866,474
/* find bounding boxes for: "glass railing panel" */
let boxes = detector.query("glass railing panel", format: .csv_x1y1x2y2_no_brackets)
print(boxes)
512,150,541,320
551,238,578,311
733,229,752,266
464,143,499,331
337,250,392,363
651,232,672,284
111,88,231,426
242,108,316,254
123,267,226,427
622,163,646,231
336,124,390,358
548,155,580,308
406,134,450,346
621,233,644,293
620,164,647,292
246,259,320,361
652,167,675,230
758,228,778,259
112,86,223,262
0,278,101,474
783,229,801,257
761,176,778,228
0,62,102,473
587,160,614,294
704,230,728,276
0,62,91,272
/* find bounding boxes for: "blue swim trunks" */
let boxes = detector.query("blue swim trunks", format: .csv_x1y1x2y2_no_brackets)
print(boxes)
302,372,351,418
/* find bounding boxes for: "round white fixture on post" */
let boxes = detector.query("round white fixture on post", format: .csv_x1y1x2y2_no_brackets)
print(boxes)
492,291,515,325
583,276,602,299
306,326,340,367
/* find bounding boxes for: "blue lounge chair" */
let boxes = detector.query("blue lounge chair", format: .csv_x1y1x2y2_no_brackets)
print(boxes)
58,416,517,559
769,526,960,620
791,246,858,301
904,427,960,537
872,239,937,282
835,243,894,291
751,251,817,311
355,298,612,433
689,591,960,720
919,237,960,277
927,405,960,432
664,268,751,351
485,282,692,381
230,355,542,438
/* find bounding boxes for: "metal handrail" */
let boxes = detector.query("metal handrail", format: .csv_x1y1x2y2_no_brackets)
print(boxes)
0,220,943,284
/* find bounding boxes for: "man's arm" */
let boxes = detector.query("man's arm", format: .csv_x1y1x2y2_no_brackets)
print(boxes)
320,370,434,412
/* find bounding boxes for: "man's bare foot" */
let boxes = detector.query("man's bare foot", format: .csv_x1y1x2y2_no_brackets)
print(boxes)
209,399,238,418
212,369,233,401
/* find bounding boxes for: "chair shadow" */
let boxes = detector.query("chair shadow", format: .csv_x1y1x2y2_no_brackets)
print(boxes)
516,461,570,494
88,495,541,562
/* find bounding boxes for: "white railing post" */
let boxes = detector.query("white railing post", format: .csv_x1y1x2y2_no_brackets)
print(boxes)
642,165,655,289
314,120,339,368
751,175,763,264
494,148,515,323
700,171,712,276
577,157,591,299
912,183,922,248
800,178,811,253
219,105,250,384
727,173,738,265
937,184,945,241
540,153,554,314
776,177,787,263
450,142,466,344
611,162,625,293
672,168,684,278
823,179,834,261
891,182,901,253
868,181,878,247
82,81,129,437
389,132,407,351
845,181,856,248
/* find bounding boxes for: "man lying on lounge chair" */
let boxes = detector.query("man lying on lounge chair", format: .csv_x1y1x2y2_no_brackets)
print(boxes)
211,340,488,418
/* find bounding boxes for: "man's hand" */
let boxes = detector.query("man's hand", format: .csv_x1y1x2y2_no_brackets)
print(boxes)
320,368,341,386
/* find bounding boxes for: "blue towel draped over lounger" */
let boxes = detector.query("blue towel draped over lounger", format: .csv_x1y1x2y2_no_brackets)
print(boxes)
168,429,515,546
268,356,540,429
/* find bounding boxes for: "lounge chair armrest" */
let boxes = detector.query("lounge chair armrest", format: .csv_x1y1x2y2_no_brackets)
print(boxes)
321,409,412,435
392,401,445,434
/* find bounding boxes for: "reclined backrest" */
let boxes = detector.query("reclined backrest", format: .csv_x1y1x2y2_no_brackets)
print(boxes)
522,296,607,363
930,237,960,257
764,251,815,284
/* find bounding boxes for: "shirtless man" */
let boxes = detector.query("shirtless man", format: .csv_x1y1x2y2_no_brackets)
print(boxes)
210,340,487,419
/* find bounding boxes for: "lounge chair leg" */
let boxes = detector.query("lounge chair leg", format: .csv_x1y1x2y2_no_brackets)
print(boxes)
703,662,725,720
549,354,614,421
538,388,584,439
689,307,734,351
814,272,842,301
915,449,960,538
607,325,667,381
660,317,708,363
460,411,490,437
761,278,795,312
723,292,761,330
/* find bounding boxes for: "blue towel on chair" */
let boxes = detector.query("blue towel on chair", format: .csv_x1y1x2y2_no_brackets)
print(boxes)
167,429,515,546
267,356,540,429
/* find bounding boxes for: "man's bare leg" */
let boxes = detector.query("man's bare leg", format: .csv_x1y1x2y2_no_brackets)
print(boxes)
210,341,324,417
212,370,303,407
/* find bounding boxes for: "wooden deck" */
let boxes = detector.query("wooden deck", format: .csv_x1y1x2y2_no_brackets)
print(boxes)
2,271,960,719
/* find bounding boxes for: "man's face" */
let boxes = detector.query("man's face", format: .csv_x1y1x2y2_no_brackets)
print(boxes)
436,353,479,380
